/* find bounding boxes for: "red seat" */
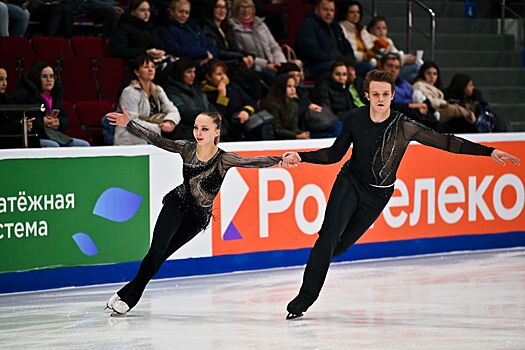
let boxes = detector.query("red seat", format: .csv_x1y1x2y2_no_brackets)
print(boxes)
75,100,113,146
59,57,98,102
31,36,75,58
62,100,93,144
95,58,129,104
0,37,35,93
71,36,110,58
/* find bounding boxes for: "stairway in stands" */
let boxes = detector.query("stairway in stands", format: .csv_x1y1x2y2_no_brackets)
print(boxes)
360,0,525,131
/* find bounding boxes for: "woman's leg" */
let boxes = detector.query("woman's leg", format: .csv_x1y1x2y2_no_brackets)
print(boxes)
0,4,9,36
65,138,90,147
7,5,29,37
287,176,358,314
40,139,60,147
117,200,183,309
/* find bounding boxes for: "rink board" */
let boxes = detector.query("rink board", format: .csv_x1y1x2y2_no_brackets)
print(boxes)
1,134,524,293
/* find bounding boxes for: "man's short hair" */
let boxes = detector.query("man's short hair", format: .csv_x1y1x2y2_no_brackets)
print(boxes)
363,69,395,93
379,52,401,68
314,0,334,6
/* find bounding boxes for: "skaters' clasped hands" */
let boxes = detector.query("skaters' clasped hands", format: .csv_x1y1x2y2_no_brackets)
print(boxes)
280,152,301,168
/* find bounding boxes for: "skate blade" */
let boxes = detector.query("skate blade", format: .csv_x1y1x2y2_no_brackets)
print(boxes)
110,311,127,317
286,312,304,320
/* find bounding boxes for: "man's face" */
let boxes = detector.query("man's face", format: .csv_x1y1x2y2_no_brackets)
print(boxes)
382,58,400,80
366,81,394,115
315,0,335,24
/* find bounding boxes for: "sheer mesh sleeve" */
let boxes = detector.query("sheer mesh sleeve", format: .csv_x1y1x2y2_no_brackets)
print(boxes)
221,152,281,172
127,120,189,153
402,117,494,156
298,127,353,164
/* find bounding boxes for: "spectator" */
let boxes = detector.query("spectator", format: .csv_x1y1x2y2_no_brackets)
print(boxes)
264,74,309,140
228,0,289,86
28,0,73,38
277,62,320,130
367,16,420,81
412,61,476,132
346,63,366,107
201,0,262,100
312,59,356,121
295,0,370,80
165,56,216,140
444,73,505,133
338,1,375,66
157,0,216,64
380,53,435,128
202,59,272,141
112,0,166,63
13,61,90,147
0,67,37,148
115,55,181,145
0,1,30,37
68,0,123,38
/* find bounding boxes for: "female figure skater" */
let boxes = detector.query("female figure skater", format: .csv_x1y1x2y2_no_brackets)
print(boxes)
281,69,520,319
105,108,283,315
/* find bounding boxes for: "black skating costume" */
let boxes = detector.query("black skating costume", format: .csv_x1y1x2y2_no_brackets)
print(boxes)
117,121,281,309
287,106,494,318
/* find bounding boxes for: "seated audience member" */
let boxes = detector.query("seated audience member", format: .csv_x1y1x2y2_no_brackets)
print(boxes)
312,59,356,121
13,61,90,147
69,0,122,38
346,62,366,107
165,56,216,140
28,0,73,38
201,0,262,100
114,55,181,145
157,0,216,65
380,53,435,128
295,0,370,80
264,74,309,140
277,62,320,130
202,59,273,141
367,16,420,81
0,67,37,148
338,1,375,66
412,61,476,132
112,0,167,63
444,73,505,133
0,1,30,37
228,0,290,86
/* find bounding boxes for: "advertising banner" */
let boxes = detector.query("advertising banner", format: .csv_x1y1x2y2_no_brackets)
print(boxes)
0,156,150,273
212,141,525,256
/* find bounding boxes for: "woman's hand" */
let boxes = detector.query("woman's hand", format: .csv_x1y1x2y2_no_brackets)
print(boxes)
281,151,301,167
44,116,60,129
237,111,250,124
296,131,310,139
107,107,132,127
308,103,322,112
160,120,176,132
491,149,520,166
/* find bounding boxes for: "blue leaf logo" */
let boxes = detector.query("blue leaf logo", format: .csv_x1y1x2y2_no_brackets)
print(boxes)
72,233,99,256
93,187,142,223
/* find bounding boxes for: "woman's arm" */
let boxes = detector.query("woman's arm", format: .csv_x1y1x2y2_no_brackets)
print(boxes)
221,152,281,172
107,108,188,153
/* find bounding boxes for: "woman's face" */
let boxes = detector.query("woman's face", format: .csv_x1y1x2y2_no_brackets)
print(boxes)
285,78,296,99
170,1,190,24
236,0,255,21
135,61,156,82
346,5,360,24
193,114,219,145
0,68,7,94
207,66,227,86
183,67,196,86
464,80,474,97
214,0,228,22
370,20,388,38
331,65,347,84
131,1,151,22
424,67,438,86
40,66,55,92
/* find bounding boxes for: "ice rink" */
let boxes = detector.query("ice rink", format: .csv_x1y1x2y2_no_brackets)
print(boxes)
1,248,524,350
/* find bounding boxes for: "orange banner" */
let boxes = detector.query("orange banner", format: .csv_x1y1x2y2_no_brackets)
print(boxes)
212,141,525,256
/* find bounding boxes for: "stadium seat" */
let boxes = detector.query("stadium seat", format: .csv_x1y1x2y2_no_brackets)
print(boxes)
0,37,35,93
75,100,113,146
31,36,75,58
59,57,98,102
95,58,129,103
71,36,110,58
62,100,93,144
